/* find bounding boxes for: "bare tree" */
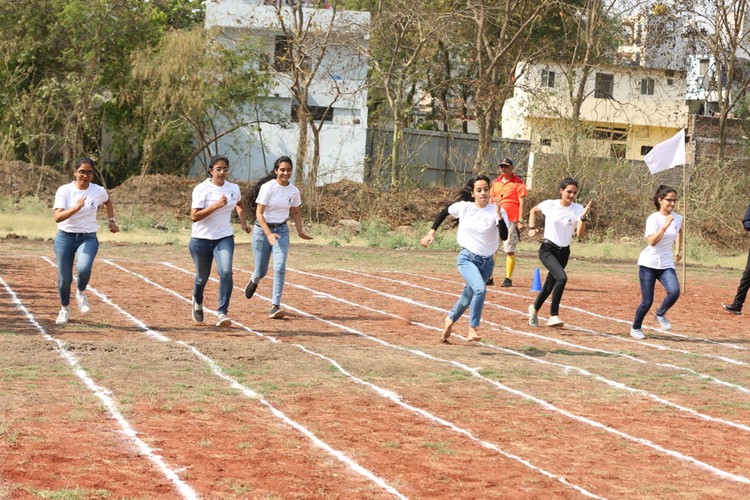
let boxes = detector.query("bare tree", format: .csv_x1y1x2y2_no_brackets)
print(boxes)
367,0,448,190
451,0,555,173
269,2,369,185
680,0,750,159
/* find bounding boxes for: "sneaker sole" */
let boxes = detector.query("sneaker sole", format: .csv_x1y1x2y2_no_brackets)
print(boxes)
528,305,538,327
244,282,257,299
547,321,564,328
269,310,286,319
630,332,645,339
216,318,232,327
192,312,204,323
723,305,742,315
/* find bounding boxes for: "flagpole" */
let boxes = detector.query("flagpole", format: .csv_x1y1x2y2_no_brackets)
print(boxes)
682,161,687,292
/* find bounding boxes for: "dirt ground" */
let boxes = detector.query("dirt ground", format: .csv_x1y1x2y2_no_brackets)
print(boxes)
1,238,750,498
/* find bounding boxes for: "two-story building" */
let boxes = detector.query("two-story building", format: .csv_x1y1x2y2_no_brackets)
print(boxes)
200,0,370,184
501,9,690,161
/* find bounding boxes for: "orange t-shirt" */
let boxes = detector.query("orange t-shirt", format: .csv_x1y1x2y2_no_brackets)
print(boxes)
490,174,527,222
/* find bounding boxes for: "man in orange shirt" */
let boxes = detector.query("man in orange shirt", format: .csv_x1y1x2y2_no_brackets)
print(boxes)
489,158,528,287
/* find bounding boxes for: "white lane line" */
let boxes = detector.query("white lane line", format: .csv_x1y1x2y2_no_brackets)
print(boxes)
403,271,748,351
284,281,750,434
0,273,199,500
290,268,750,396
132,261,605,498
243,270,750,485
333,269,747,366
101,259,406,500
187,263,750,486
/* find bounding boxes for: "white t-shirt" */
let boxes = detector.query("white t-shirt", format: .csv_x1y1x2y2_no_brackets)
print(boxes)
256,180,302,224
538,199,585,247
191,178,242,240
637,211,683,269
448,201,507,257
53,182,110,233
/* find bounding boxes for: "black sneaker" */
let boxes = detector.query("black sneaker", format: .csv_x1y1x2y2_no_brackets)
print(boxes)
501,278,513,287
723,304,742,315
486,278,494,286
244,279,258,299
269,305,286,319
192,299,204,323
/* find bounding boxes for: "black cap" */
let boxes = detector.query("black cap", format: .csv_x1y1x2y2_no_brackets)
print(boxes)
499,157,513,167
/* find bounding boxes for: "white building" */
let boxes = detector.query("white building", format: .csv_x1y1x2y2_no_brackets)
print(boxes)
199,0,370,184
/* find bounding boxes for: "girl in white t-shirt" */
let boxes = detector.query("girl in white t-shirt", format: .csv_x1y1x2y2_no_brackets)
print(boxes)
440,175,508,344
629,185,683,339
189,155,250,327
527,178,592,329
53,157,120,325
243,156,312,319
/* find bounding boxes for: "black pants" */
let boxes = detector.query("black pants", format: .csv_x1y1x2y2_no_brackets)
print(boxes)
534,240,571,316
730,248,750,310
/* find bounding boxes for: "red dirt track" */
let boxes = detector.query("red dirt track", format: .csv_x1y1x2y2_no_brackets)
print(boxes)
1,240,750,499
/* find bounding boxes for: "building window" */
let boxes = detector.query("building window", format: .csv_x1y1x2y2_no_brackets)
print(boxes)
291,103,333,122
592,127,627,141
541,69,555,88
641,78,655,95
595,73,614,98
640,145,653,155
274,35,293,73
699,58,710,76
540,138,552,146
610,144,627,158
667,78,674,86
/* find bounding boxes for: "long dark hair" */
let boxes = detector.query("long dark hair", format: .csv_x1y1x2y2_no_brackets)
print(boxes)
450,175,491,203
248,156,293,214
652,184,677,210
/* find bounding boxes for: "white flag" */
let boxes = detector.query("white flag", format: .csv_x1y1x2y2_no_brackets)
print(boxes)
644,129,686,174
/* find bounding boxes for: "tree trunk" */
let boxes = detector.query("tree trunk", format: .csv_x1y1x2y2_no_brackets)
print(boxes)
295,108,309,184
390,115,404,190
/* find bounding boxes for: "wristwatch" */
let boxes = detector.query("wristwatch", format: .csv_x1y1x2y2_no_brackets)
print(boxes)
518,218,527,223
579,214,590,222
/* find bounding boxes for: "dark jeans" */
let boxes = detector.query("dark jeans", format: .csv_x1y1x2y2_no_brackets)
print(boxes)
534,241,570,316
189,235,235,315
730,248,750,310
53,230,99,307
632,266,680,329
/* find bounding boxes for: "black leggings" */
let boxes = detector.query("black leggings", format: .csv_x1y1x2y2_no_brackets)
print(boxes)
534,241,571,316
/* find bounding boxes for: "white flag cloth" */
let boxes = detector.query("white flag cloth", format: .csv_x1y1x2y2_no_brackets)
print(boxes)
644,129,686,174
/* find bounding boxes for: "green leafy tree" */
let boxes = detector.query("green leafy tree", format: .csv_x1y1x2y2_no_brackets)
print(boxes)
129,27,270,178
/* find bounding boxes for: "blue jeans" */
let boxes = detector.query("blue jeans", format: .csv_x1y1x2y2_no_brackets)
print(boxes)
189,236,235,315
534,241,570,316
252,223,290,306
54,230,99,307
632,266,680,329
448,248,495,327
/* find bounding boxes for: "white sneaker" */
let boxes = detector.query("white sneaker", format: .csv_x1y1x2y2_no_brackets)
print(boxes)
655,314,672,330
528,305,538,327
191,299,204,323
216,314,231,327
630,328,645,339
546,315,564,328
269,305,286,319
56,307,70,325
76,290,91,314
